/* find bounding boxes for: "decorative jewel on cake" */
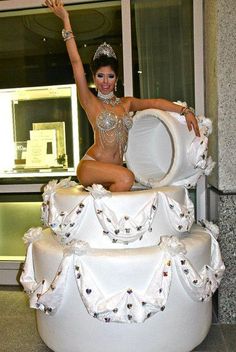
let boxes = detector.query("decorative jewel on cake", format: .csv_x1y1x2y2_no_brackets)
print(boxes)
44,307,53,314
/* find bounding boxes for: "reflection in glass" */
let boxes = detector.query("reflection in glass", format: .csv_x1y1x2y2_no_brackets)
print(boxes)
0,84,79,177
131,0,194,106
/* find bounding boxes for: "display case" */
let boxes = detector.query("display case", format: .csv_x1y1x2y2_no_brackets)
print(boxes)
0,84,80,283
0,84,79,179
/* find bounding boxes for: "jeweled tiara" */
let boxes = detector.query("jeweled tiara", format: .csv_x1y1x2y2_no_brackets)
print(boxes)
93,42,117,61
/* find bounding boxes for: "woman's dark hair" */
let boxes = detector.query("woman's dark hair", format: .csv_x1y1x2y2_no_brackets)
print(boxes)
90,54,119,77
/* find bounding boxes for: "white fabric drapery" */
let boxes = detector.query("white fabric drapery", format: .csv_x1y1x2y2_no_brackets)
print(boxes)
20,220,225,323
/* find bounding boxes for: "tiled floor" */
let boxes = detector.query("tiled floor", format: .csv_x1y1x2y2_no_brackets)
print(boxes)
0,286,235,352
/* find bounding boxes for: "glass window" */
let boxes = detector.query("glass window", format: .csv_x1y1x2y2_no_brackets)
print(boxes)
0,1,122,180
131,0,194,106
0,84,79,178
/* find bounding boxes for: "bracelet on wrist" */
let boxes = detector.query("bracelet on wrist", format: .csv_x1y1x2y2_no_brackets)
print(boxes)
180,106,194,116
64,35,75,42
62,29,75,41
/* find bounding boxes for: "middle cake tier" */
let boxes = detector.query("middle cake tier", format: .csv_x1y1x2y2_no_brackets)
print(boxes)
41,181,194,249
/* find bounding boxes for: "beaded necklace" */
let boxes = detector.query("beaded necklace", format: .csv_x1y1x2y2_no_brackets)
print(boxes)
97,90,121,107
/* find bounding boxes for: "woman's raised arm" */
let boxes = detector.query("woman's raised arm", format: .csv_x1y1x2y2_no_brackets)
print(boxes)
44,0,93,109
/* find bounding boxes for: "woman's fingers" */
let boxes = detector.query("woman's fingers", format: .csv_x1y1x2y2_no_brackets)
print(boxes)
44,0,63,8
186,113,200,137
186,117,192,132
193,120,200,137
44,0,52,8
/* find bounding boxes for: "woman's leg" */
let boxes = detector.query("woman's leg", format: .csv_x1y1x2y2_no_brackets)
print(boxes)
77,160,135,192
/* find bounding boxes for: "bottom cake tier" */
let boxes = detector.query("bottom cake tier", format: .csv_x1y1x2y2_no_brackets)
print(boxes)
20,222,224,352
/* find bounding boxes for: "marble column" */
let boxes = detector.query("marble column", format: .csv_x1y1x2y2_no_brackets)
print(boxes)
204,0,236,323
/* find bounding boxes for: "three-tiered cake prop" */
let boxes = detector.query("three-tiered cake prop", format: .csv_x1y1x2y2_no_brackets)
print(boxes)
21,105,225,352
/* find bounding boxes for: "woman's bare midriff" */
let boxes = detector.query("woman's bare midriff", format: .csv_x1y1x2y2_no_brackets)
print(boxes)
86,144,123,165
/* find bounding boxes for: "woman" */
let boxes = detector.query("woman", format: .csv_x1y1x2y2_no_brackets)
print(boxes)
45,0,200,192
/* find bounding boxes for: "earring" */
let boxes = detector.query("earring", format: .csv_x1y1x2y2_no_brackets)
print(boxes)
115,81,117,92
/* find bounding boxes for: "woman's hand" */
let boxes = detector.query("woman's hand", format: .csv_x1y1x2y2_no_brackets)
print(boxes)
185,111,200,137
44,0,69,21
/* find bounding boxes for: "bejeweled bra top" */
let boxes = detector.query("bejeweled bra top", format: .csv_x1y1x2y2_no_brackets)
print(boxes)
96,110,133,156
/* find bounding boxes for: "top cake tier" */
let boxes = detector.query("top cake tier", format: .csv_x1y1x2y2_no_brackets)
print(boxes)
126,107,214,188
41,180,194,249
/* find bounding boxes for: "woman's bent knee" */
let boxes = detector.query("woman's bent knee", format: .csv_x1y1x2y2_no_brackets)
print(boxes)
110,169,135,192
123,169,135,188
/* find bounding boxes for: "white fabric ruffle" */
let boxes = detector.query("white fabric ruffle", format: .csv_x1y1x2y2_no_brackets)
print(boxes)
159,188,194,232
41,177,78,227
41,182,194,245
20,221,225,323
91,188,158,244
